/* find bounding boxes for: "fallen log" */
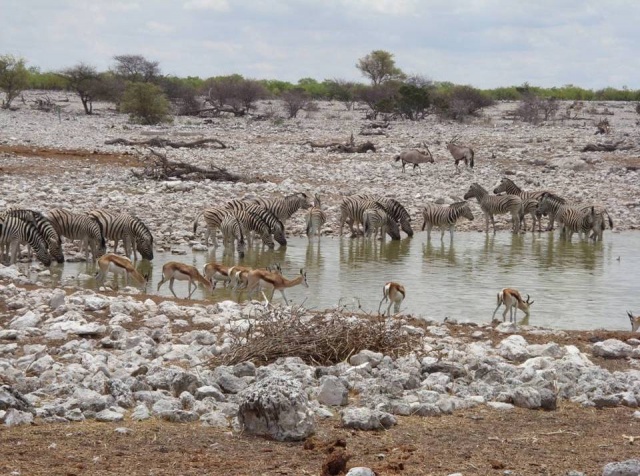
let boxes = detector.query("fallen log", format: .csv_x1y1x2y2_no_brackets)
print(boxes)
304,135,376,153
581,141,633,152
131,148,240,182
106,137,227,149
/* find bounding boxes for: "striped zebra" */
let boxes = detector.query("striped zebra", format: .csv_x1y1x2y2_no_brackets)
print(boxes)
250,193,311,230
421,201,474,241
339,196,394,238
463,183,522,233
536,193,612,242
48,208,106,261
220,213,246,257
223,201,287,246
2,209,64,263
193,207,227,247
493,177,551,231
88,210,154,261
367,196,413,237
226,208,276,248
306,194,327,238
519,198,540,233
363,208,401,240
0,215,52,266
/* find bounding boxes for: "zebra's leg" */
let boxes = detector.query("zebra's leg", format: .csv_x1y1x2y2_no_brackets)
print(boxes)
9,241,20,264
440,226,446,241
426,223,433,241
449,225,455,241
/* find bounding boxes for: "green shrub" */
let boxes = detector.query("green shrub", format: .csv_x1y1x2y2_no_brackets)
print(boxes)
120,82,171,124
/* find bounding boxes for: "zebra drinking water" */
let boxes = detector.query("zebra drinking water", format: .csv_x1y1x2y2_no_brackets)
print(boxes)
2,209,64,263
0,215,52,266
88,209,154,260
48,208,106,261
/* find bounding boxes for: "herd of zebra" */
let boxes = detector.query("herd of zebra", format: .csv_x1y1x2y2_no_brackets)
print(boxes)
0,177,613,270
0,208,153,267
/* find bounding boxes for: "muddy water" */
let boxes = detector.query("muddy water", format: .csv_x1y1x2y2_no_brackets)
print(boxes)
47,232,639,331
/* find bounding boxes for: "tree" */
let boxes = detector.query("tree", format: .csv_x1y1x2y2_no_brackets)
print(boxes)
281,88,314,119
58,63,100,114
203,75,267,116
324,79,357,110
356,83,398,119
120,82,170,124
356,50,405,85
433,85,494,122
0,55,29,109
112,54,161,83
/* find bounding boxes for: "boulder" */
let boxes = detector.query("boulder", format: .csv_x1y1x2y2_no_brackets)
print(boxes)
592,340,634,359
602,459,640,476
340,407,397,431
317,376,348,406
237,374,315,441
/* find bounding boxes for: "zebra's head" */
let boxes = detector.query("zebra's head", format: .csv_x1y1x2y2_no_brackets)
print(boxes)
49,239,65,263
493,177,511,195
463,183,483,200
387,219,401,241
399,219,413,238
453,202,474,221
136,236,154,260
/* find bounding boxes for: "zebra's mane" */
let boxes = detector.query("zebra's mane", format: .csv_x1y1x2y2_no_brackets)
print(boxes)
543,192,566,204
450,201,469,208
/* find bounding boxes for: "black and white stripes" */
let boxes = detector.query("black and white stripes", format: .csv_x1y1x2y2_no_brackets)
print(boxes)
464,183,522,233
421,201,474,241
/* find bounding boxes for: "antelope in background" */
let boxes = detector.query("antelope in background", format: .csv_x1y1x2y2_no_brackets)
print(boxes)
157,261,213,299
95,253,147,290
492,288,533,324
628,311,640,332
394,143,434,174
446,137,475,172
378,282,405,316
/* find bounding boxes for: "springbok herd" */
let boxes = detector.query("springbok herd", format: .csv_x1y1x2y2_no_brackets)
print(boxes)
0,170,632,328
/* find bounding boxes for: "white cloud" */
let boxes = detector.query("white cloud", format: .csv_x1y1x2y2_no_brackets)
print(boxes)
145,21,176,34
183,0,230,11
201,40,241,55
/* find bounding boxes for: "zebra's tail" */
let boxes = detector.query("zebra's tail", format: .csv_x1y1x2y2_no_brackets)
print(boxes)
192,211,203,234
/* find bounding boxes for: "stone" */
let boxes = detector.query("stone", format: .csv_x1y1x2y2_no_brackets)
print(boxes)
238,374,316,441
131,404,151,421
0,385,34,413
3,408,34,427
592,339,634,359
602,459,640,476
317,376,348,407
9,311,41,330
487,402,514,411
95,409,125,422
349,350,383,367
49,289,66,310
512,387,541,409
84,296,110,311
215,372,248,394
340,407,397,431
200,411,230,428
345,468,376,476
195,386,226,401
158,410,199,423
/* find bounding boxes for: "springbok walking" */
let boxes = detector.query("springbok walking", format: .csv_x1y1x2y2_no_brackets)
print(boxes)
378,282,405,316
245,267,308,306
157,262,214,299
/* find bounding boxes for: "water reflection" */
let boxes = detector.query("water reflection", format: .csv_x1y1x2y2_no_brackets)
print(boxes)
339,236,411,265
423,241,458,266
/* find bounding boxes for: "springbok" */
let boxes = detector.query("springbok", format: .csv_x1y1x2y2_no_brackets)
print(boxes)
492,288,533,323
157,261,213,299
446,137,475,172
628,311,640,332
246,267,308,306
203,262,232,289
95,253,147,289
394,143,434,174
378,282,406,316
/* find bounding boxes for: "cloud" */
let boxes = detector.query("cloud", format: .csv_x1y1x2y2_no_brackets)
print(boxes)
145,21,176,34
183,0,230,11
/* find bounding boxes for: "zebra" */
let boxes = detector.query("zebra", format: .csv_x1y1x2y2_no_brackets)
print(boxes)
223,201,287,246
0,215,52,266
193,207,227,247
220,213,246,257
250,193,311,230
493,177,551,231
519,198,540,233
369,196,413,237
339,196,399,239
88,209,154,261
463,183,522,233
306,194,327,238
536,193,611,241
421,201,474,241
227,208,276,248
363,208,401,240
2,209,64,263
48,208,106,261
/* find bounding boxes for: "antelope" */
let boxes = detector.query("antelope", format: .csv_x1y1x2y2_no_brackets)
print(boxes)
157,261,213,299
394,143,434,174
492,288,533,324
446,137,475,172
628,311,640,332
228,265,253,291
95,253,148,289
378,282,406,316
246,267,308,306
202,262,232,289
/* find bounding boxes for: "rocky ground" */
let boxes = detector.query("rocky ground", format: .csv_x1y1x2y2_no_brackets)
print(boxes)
1,93,640,475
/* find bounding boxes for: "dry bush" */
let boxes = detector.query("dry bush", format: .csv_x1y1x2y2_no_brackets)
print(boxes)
207,307,423,367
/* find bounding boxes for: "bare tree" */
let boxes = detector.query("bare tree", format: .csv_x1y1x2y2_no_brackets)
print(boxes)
513,94,559,125
112,54,161,83
58,63,100,114
281,88,314,119
203,75,267,116
356,83,397,120
356,50,405,85
325,79,357,110
0,55,29,109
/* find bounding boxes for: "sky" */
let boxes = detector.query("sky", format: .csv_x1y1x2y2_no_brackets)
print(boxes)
2,0,638,89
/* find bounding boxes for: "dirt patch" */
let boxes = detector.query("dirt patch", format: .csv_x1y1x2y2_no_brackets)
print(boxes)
0,404,637,475
0,144,140,175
